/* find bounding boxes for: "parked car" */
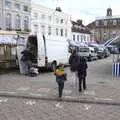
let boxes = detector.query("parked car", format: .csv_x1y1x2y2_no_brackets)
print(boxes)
104,47,111,57
77,46,98,61
94,46,106,59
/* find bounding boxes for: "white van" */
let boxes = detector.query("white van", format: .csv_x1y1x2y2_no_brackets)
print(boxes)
17,33,70,71
78,46,98,61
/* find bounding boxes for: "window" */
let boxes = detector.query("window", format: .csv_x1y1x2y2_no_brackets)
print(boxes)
15,15,21,29
113,19,117,25
5,0,11,9
81,35,83,42
48,16,52,22
60,29,63,36
77,35,79,41
84,36,86,42
41,25,45,35
0,12,1,29
5,13,12,30
100,20,104,25
41,14,45,20
60,19,64,23
118,19,120,25
65,29,67,37
15,3,20,10
34,13,38,19
104,20,107,26
73,35,75,41
95,21,99,26
23,5,29,12
48,26,52,35
56,18,59,24
56,28,59,36
34,25,38,34
24,16,29,30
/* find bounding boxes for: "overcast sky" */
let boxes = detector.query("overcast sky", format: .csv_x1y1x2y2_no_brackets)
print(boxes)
32,0,120,25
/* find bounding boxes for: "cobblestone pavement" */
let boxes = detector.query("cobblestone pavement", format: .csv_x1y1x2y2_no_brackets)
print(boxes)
0,97,120,120
0,55,120,119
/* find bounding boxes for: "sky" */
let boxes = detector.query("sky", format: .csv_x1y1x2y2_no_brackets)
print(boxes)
32,0,120,25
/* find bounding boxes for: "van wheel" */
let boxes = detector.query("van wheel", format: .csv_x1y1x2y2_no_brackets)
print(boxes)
51,62,57,72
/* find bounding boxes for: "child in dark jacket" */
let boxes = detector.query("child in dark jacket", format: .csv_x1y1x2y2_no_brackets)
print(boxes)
54,64,67,99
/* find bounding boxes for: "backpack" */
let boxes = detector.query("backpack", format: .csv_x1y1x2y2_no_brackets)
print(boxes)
69,54,80,72
55,67,67,82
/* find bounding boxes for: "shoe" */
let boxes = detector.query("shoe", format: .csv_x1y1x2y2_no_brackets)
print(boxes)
83,87,87,90
58,97,62,101
79,89,82,92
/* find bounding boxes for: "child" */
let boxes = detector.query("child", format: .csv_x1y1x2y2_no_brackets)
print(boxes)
54,63,67,99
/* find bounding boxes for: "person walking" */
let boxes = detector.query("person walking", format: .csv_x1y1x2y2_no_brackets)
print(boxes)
77,56,88,92
54,64,67,100
69,49,80,88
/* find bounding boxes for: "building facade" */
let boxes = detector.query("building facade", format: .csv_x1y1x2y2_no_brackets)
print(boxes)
0,0,3,29
88,8,120,43
1,0,31,32
31,3,72,41
72,20,91,42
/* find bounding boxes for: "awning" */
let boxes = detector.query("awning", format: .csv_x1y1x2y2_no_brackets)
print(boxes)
0,36,17,45
104,36,120,47
67,40,88,47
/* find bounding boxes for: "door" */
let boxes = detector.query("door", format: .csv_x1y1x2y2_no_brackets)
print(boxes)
16,36,27,73
37,33,46,67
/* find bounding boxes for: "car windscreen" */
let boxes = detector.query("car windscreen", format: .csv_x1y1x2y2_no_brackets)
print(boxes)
79,48,89,52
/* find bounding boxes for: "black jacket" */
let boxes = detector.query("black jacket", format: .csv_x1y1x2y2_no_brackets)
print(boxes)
77,57,88,77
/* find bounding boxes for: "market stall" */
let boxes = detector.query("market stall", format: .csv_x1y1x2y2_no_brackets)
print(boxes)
0,31,17,68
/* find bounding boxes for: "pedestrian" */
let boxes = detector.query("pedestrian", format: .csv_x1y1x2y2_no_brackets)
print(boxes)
69,49,80,87
54,63,67,100
20,49,33,75
77,56,88,92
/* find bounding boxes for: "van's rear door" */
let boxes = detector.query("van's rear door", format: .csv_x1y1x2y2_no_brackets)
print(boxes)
16,36,27,73
37,33,46,67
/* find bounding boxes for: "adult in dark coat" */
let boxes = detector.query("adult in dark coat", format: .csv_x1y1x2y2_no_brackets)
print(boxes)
20,49,33,75
77,56,88,92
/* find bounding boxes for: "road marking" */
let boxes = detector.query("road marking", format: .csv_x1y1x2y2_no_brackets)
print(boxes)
17,87,30,91
0,98,8,104
29,93,43,97
25,100,36,105
63,90,72,95
56,102,63,109
37,88,50,93
0,91,16,94
83,91,95,95
94,97,112,101
64,96,78,99
5,91,16,94
84,105,91,110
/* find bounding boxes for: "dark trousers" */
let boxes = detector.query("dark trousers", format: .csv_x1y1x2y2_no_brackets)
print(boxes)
57,82,64,98
78,76,86,91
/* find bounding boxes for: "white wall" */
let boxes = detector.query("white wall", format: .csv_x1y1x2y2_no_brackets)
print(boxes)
31,3,72,41
2,0,31,30
72,32,91,43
